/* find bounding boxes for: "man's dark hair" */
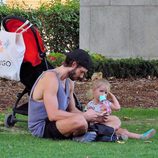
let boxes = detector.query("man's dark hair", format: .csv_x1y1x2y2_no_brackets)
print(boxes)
64,49,93,71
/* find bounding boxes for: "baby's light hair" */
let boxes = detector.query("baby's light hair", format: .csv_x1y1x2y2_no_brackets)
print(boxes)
92,79,111,92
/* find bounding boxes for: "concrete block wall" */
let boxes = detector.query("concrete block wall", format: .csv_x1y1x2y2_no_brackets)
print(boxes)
80,0,158,59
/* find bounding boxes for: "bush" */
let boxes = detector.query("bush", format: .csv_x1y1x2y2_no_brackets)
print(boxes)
102,57,158,79
47,52,66,67
0,1,79,53
37,1,79,52
46,51,158,79
1,4,158,79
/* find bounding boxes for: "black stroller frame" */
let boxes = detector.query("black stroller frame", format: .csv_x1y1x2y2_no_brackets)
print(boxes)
3,16,82,128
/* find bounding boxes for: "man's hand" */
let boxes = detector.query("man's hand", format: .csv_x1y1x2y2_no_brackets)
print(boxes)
96,112,108,123
100,111,109,117
83,109,108,123
83,109,98,122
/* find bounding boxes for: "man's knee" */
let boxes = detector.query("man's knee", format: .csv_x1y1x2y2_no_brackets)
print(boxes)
73,115,88,131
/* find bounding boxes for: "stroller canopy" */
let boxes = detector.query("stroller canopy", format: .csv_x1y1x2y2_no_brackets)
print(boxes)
2,16,46,66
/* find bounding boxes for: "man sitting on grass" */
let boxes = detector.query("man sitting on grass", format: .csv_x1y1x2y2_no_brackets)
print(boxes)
28,49,107,142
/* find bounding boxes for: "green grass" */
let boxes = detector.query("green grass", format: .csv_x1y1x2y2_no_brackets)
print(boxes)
0,108,158,158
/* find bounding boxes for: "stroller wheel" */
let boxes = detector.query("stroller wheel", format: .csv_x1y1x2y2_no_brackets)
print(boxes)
4,114,16,128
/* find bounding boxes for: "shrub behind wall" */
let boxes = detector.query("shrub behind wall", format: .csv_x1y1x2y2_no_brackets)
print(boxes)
47,52,158,79
1,4,158,79
93,57,158,79
0,1,79,53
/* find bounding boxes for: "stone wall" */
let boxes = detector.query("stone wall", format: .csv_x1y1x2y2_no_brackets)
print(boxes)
80,0,158,59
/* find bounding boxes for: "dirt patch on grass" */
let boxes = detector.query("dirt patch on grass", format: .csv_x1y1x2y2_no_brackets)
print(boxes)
0,77,158,111
75,78,158,108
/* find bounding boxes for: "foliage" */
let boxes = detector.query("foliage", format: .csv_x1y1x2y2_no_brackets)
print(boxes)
46,51,158,79
1,4,158,79
90,52,158,79
0,1,79,52
37,1,79,52
47,52,66,67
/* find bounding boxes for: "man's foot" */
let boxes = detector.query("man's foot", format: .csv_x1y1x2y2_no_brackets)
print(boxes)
73,131,97,143
140,129,156,140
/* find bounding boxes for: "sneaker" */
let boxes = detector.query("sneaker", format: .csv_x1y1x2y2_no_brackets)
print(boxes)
73,131,97,143
118,134,128,141
140,129,156,140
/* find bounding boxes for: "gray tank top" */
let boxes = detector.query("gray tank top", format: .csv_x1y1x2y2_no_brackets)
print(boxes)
28,70,70,137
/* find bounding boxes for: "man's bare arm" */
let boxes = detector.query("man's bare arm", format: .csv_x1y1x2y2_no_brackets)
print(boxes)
43,72,77,121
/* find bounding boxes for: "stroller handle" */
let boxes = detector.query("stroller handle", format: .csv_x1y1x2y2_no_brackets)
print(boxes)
2,15,46,60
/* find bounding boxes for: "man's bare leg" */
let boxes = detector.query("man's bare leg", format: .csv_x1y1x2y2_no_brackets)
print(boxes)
56,115,88,137
56,114,97,142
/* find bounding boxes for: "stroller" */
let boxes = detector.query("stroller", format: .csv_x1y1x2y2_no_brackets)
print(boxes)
3,16,82,127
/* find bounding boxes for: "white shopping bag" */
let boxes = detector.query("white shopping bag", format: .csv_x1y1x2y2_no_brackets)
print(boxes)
0,20,32,81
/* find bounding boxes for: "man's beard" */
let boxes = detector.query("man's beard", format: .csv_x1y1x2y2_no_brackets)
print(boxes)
68,68,82,81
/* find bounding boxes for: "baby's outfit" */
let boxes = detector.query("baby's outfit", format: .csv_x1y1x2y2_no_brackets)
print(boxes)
86,100,112,114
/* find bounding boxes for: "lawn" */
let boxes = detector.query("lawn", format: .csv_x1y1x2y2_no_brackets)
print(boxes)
0,108,158,158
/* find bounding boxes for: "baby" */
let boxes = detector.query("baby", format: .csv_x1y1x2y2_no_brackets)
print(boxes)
86,78,156,140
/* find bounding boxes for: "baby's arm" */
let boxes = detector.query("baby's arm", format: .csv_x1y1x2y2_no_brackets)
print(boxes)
107,92,120,111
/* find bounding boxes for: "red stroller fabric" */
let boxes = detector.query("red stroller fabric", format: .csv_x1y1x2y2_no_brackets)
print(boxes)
4,19,45,66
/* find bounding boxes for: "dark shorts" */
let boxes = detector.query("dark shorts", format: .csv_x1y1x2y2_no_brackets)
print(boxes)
43,118,71,140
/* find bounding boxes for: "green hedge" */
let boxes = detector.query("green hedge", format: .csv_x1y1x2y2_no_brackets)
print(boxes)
0,1,79,52
47,52,158,78
90,53,158,78
1,3,158,79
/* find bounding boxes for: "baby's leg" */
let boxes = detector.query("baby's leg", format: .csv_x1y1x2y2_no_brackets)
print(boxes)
116,128,141,139
116,128,156,139
104,115,121,130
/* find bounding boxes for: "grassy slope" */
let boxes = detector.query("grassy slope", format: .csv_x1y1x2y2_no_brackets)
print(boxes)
0,108,158,158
